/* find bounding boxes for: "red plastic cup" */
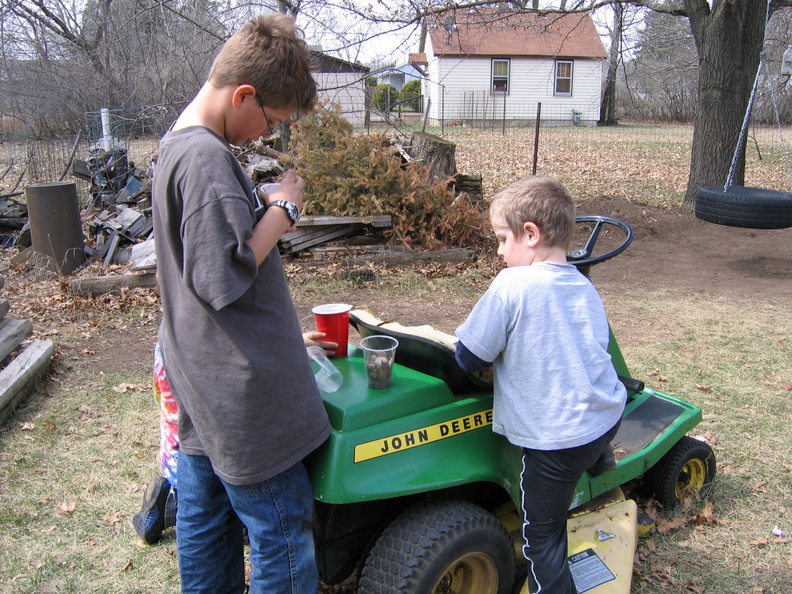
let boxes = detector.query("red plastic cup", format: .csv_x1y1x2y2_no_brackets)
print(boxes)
312,303,353,358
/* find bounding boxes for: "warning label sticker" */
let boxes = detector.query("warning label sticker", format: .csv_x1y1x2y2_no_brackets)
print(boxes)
567,548,615,593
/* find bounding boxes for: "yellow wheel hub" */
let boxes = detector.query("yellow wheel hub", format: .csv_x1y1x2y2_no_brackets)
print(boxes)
675,458,708,500
430,552,499,594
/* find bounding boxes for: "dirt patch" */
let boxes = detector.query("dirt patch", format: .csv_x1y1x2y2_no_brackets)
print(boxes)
286,196,792,348
4,195,791,376
576,196,792,299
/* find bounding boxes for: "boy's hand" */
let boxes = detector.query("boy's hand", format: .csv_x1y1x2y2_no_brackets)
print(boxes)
266,169,305,210
303,331,338,357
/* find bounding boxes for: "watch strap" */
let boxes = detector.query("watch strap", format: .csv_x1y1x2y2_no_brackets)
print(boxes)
270,200,300,224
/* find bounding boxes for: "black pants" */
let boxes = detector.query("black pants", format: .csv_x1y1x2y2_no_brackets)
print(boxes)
520,422,620,594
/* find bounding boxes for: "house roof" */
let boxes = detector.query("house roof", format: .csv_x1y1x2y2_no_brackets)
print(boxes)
409,53,428,66
310,51,370,74
427,9,606,60
380,64,423,77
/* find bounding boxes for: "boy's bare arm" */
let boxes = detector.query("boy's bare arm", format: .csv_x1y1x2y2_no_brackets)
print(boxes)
246,169,304,265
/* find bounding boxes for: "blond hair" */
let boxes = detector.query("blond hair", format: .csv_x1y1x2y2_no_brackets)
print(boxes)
208,13,316,118
489,176,576,249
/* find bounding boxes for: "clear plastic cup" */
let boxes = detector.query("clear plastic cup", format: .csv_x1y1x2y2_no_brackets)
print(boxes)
307,346,343,393
360,335,399,389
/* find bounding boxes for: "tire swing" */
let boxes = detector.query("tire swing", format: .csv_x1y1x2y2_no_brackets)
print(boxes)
695,4,792,230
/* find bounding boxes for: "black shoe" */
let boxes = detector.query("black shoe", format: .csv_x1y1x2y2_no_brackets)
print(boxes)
588,445,616,476
163,486,177,530
133,477,170,544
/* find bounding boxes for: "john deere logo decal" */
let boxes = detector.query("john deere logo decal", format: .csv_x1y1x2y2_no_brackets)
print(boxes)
354,409,493,463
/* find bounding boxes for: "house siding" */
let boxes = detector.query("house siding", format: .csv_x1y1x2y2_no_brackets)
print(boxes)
426,46,603,125
314,72,368,127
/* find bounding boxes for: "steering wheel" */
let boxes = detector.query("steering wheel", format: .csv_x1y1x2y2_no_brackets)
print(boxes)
567,215,633,271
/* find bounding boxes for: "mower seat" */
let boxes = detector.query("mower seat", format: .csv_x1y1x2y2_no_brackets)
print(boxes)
349,310,492,394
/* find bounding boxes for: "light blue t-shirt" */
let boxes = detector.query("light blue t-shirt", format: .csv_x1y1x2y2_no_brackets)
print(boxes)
456,262,626,450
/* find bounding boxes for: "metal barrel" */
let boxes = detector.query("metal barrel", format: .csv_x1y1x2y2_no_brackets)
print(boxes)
25,181,85,275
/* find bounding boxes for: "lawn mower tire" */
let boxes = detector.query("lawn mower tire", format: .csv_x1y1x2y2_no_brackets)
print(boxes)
640,436,716,508
358,499,517,594
695,186,792,229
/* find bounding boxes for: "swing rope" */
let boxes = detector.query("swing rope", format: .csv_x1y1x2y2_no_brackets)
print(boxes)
725,49,766,189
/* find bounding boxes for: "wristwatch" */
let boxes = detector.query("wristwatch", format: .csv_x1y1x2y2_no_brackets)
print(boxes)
270,200,300,225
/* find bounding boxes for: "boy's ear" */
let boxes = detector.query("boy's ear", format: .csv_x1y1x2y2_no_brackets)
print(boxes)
523,221,541,246
231,84,257,109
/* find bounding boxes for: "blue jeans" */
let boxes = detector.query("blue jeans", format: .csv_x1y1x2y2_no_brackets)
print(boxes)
176,452,318,593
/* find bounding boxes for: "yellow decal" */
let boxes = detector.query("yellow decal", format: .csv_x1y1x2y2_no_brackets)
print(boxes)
354,409,493,463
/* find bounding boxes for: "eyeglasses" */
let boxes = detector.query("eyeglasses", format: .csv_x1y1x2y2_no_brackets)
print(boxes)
259,103,298,137
260,104,275,137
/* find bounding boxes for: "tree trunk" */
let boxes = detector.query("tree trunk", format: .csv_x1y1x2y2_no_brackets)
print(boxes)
682,0,769,208
599,4,624,125
418,18,428,53
408,131,457,183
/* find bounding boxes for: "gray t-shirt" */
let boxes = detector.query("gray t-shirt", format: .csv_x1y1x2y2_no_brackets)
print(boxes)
456,262,626,450
152,126,330,485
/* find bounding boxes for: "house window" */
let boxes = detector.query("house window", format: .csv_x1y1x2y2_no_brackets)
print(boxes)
491,59,510,94
555,60,573,95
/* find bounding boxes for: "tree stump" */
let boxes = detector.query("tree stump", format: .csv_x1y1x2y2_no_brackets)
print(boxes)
408,132,457,183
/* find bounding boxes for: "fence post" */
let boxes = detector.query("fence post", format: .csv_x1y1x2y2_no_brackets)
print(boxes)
532,102,542,175
422,97,431,132
502,90,507,135
441,84,445,136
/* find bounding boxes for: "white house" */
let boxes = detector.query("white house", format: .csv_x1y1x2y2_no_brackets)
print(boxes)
416,10,607,127
311,52,370,127
378,64,423,91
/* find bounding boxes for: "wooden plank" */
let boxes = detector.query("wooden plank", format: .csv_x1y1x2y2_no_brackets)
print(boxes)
0,318,33,361
308,245,395,254
281,226,361,254
296,215,392,228
281,225,344,247
281,225,362,250
0,340,54,426
103,233,121,265
67,272,157,297
342,248,477,268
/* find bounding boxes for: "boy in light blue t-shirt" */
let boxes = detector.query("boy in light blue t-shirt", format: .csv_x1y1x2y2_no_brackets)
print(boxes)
455,176,627,594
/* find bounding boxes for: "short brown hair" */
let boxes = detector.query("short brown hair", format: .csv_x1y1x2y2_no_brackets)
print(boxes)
489,176,576,249
208,13,317,118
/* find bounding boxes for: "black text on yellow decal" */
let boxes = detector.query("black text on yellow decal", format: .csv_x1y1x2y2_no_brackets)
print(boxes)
354,409,493,463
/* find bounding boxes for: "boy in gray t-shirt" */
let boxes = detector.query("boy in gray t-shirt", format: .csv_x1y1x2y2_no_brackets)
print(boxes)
150,13,331,592
455,176,626,594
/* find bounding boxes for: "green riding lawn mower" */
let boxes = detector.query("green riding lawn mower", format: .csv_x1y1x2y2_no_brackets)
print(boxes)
305,216,717,594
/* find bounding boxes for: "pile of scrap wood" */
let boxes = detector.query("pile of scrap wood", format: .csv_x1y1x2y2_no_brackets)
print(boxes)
0,275,54,425
76,140,289,265
0,199,29,249
76,140,402,264
62,131,483,295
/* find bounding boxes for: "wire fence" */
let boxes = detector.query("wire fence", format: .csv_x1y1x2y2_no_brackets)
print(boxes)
1,107,789,207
